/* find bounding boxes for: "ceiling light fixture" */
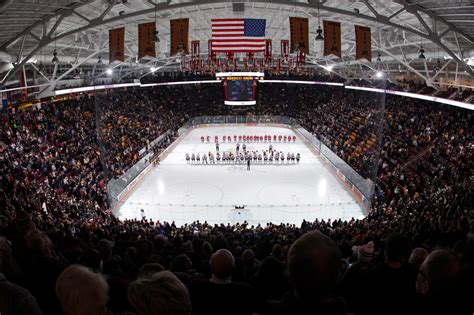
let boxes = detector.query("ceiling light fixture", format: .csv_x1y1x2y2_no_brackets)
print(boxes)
51,50,59,63
315,2,324,41
418,46,426,59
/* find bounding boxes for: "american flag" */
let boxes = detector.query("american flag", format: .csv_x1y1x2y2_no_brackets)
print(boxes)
211,18,266,53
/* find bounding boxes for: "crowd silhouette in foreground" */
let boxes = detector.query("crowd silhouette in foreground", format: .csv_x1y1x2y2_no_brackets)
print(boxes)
0,83,473,315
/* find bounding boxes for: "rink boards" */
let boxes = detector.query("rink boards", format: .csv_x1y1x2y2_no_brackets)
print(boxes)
113,124,366,226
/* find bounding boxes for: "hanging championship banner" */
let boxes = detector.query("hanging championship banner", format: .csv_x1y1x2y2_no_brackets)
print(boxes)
323,20,341,58
355,25,372,62
289,17,309,54
170,18,189,55
265,39,272,62
109,27,125,63
138,22,156,59
281,39,289,59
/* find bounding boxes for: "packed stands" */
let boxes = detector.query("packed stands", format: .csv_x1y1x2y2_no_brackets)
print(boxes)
0,84,473,315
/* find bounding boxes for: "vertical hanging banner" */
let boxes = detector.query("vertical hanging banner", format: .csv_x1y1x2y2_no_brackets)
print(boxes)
138,22,156,59
170,18,189,55
289,17,309,54
355,25,372,62
281,39,289,59
323,20,341,58
109,27,125,63
208,40,215,60
265,39,272,62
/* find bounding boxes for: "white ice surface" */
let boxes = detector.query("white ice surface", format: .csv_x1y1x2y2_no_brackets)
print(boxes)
114,125,365,226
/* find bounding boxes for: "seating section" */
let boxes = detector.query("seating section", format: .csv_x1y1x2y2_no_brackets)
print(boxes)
0,84,472,315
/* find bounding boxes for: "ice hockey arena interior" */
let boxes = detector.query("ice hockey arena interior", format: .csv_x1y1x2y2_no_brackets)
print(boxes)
1,0,474,314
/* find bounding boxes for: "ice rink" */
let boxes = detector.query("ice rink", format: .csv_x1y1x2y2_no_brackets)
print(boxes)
114,125,366,226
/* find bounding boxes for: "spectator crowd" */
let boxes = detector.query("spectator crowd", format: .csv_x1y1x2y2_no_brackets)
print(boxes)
0,83,473,315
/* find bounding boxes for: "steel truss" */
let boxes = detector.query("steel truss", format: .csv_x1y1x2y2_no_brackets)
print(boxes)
1,0,472,88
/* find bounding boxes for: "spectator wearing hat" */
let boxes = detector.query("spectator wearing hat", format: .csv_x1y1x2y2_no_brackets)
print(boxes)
365,233,417,315
338,241,376,314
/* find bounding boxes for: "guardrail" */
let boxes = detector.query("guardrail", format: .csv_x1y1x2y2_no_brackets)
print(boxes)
107,130,172,207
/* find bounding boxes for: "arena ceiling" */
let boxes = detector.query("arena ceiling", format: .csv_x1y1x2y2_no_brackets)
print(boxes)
0,0,473,90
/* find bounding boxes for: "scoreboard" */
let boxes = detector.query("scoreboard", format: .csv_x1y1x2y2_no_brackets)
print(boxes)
216,72,264,106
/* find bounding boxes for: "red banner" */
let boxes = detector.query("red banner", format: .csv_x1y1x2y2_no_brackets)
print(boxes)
109,27,125,63
138,22,156,59
323,20,341,58
170,18,189,55
265,39,272,62
355,25,372,62
289,17,309,54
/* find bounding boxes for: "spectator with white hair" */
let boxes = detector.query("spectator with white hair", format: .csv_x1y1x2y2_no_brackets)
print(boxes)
128,270,191,315
55,265,109,315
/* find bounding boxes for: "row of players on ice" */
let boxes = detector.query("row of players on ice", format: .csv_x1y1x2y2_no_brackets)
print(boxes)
186,151,301,164
201,134,297,143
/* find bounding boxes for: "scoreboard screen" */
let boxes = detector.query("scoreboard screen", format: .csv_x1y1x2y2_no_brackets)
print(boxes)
227,78,254,102
216,72,264,106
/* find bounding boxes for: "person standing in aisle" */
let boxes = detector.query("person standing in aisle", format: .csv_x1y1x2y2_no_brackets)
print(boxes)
247,158,250,171
216,142,219,152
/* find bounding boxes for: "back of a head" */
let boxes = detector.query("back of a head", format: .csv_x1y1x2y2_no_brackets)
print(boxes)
56,265,109,315
384,232,410,263
242,248,255,265
128,270,191,315
409,247,429,267
170,254,192,273
417,249,462,297
287,230,343,300
210,249,235,280
138,263,165,279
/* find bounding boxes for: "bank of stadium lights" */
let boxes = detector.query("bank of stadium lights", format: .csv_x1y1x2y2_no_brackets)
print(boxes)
376,71,384,78
150,66,157,73
324,65,334,72
106,68,113,75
